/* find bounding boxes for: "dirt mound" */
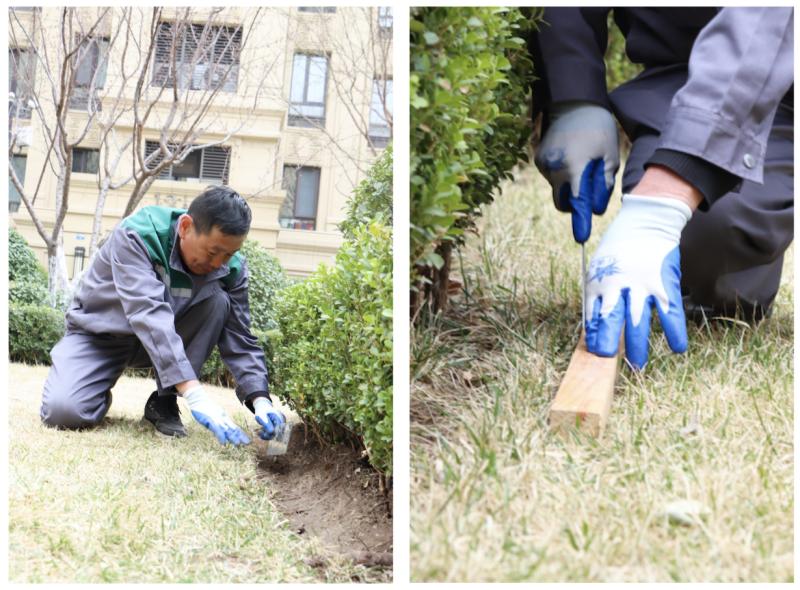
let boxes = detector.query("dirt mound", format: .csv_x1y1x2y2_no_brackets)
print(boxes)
255,423,392,560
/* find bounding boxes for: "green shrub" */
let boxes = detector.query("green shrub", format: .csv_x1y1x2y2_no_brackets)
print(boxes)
198,330,281,389
410,7,542,286
9,304,66,364
239,239,289,332
338,142,393,240
604,11,644,92
9,227,48,307
272,219,393,475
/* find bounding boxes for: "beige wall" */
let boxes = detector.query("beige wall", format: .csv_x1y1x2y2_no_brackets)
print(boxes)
9,6,391,278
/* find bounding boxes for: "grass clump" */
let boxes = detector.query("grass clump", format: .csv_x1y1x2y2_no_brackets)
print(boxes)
410,164,794,582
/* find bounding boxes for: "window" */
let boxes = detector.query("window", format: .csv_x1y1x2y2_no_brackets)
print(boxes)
298,7,336,14
145,141,231,185
9,155,27,213
369,79,393,148
288,54,328,128
72,37,109,111
378,6,393,38
280,166,320,230
152,22,242,94
71,148,100,174
9,49,35,119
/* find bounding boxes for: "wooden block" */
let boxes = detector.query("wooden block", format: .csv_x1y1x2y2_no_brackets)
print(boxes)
549,331,622,439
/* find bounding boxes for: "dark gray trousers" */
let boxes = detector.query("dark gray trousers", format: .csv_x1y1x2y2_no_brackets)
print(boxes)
40,290,230,429
620,104,794,317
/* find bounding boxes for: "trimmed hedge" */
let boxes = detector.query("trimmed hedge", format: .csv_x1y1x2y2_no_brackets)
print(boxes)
9,227,49,307
410,7,542,288
198,330,281,388
9,301,279,390
271,219,393,475
238,238,290,332
9,304,66,364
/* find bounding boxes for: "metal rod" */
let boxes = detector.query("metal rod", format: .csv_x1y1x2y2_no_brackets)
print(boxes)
581,243,587,327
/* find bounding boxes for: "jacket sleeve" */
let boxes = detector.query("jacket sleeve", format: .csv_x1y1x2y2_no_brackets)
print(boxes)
652,7,794,194
216,258,271,408
530,7,613,119
110,228,197,386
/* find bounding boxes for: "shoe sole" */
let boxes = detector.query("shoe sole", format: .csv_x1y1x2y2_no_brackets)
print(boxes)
141,416,188,438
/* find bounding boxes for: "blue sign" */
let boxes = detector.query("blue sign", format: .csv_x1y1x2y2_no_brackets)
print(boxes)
76,234,85,240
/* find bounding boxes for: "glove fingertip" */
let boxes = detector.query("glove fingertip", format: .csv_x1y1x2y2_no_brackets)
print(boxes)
591,159,612,215
557,182,572,213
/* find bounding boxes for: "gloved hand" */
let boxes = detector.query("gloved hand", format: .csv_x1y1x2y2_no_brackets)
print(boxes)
253,397,286,441
584,194,691,371
181,385,250,446
534,100,620,243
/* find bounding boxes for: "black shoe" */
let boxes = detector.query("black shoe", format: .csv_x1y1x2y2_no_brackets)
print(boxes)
142,391,188,438
683,295,772,325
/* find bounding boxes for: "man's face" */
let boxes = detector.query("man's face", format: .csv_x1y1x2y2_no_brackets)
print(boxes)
177,215,246,275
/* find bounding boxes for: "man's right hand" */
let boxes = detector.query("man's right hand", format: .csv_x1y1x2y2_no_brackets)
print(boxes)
180,385,250,446
534,100,620,243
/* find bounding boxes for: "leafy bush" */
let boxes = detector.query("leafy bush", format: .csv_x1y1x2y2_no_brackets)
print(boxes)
9,227,48,306
410,8,542,286
239,238,289,332
271,219,393,475
338,142,393,240
9,304,66,364
198,330,281,388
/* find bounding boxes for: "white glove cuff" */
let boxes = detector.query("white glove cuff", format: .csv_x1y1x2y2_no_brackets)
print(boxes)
181,385,208,408
605,194,692,246
253,398,273,413
548,100,617,132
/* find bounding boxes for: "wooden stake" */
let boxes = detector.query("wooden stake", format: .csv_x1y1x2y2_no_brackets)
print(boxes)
549,331,622,439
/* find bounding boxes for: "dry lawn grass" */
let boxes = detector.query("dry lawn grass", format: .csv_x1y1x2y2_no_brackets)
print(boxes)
410,165,794,582
8,366,387,583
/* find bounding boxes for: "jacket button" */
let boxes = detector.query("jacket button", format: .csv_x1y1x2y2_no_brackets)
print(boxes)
743,154,756,169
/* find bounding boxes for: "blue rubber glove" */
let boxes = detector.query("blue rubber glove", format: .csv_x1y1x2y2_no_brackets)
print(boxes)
181,385,250,446
253,397,286,441
534,101,620,243
585,194,692,371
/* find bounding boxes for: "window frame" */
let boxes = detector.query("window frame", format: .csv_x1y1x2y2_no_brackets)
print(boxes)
71,36,110,111
280,165,321,230
288,53,329,128
9,154,27,213
298,7,336,14
9,48,34,119
378,6,393,38
368,77,393,148
71,148,100,174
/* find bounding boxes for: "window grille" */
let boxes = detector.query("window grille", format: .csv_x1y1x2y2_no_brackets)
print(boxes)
145,141,230,185
152,21,242,93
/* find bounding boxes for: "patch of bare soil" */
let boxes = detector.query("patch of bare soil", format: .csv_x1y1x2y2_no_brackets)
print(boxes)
255,423,392,565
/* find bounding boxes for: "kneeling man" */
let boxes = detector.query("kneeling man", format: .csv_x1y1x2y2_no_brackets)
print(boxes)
41,186,285,446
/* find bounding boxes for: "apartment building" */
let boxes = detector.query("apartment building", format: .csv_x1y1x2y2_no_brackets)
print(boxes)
8,6,393,277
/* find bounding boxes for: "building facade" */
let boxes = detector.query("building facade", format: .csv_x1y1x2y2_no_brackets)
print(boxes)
8,6,393,277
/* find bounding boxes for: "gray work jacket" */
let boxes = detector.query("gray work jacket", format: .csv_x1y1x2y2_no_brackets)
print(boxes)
532,7,794,185
65,213,270,397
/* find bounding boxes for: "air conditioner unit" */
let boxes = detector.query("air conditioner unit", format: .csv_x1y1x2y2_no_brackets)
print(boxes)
17,126,33,147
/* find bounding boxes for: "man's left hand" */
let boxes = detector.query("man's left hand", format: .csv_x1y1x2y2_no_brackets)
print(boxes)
253,397,286,441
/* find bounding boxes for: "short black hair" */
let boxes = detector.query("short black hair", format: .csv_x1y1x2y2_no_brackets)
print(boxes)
187,186,251,236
